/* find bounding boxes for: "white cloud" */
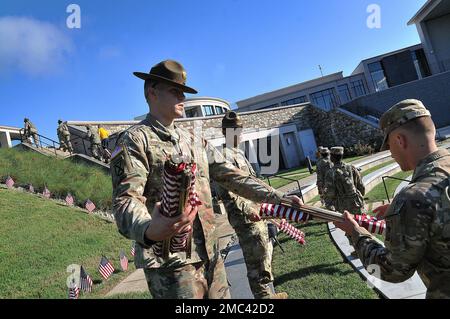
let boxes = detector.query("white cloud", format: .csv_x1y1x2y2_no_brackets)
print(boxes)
0,16,73,76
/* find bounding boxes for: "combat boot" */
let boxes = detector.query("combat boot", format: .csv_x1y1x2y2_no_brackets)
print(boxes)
270,292,288,299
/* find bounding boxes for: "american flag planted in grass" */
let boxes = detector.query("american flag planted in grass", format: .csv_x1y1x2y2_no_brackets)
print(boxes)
119,250,128,271
98,256,114,280
85,199,95,212
68,280,80,299
130,241,135,257
80,265,93,292
65,193,74,206
152,154,202,258
5,176,14,188
42,186,51,198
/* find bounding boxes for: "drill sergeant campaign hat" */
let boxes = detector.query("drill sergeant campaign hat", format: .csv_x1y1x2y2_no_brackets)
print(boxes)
330,146,344,155
222,111,243,129
133,60,198,94
379,99,431,151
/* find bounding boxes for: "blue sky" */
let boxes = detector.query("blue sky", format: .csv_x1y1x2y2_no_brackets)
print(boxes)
0,0,426,141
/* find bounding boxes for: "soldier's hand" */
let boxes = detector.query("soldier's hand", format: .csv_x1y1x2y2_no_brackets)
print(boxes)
333,211,358,235
247,207,262,222
284,195,304,206
373,204,390,219
145,202,198,242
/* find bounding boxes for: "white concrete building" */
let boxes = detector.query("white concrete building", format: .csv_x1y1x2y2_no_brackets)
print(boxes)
134,96,232,120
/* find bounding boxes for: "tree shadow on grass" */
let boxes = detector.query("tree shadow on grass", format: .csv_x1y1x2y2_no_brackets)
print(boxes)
274,262,353,286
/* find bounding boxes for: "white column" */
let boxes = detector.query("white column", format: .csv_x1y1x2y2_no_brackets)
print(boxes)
0,131,12,148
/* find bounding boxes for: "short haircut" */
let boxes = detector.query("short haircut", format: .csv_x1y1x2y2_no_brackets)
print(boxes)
144,80,159,102
398,116,435,137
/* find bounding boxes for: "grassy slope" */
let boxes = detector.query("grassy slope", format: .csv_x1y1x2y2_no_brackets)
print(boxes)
0,189,135,299
0,148,111,210
272,221,379,299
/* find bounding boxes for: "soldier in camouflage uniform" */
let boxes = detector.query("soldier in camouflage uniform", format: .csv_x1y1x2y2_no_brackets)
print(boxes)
86,125,103,161
316,146,333,204
110,60,301,299
57,120,73,153
23,118,40,148
213,111,287,299
335,99,450,299
324,146,365,214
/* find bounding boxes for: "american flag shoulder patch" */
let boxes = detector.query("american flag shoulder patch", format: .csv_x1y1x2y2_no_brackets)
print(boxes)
111,145,123,161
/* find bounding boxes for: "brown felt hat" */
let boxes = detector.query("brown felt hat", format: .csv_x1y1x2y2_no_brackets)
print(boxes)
133,60,198,94
222,111,243,129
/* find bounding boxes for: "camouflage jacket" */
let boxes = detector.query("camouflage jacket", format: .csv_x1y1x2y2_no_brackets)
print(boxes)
351,149,450,298
24,121,37,135
324,161,365,211
316,157,333,192
87,128,101,145
111,113,284,269
57,123,70,137
214,146,259,224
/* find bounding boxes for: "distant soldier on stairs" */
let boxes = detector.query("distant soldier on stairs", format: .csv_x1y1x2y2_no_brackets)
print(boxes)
316,146,333,205
323,146,365,214
86,125,103,161
23,118,40,148
57,120,73,153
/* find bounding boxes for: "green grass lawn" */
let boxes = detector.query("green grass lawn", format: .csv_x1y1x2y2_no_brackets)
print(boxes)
0,189,135,299
0,148,111,210
272,220,379,299
365,170,412,203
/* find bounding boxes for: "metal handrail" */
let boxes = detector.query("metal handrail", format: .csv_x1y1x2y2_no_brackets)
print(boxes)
381,175,411,203
19,128,63,157
264,174,304,202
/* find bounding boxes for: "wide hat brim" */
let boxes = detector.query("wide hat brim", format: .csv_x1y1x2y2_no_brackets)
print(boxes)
133,72,198,94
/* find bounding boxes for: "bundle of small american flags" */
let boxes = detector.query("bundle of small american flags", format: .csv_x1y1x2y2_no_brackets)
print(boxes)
153,155,201,257
354,214,386,235
271,219,306,245
259,202,386,238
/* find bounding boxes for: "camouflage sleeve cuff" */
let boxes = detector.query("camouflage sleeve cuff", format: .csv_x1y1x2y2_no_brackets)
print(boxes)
134,218,153,248
351,225,373,246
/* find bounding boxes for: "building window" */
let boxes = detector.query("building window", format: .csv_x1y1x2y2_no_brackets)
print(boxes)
280,95,307,106
350,79,367,97
203,105,215,116
368,62,388,92
411,49,431,79
310,88,338,111
185,106,200,118
337,84,351,104
215,106,225,114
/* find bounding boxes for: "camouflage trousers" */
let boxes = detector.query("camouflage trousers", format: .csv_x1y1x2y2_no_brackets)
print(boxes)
143,255,230,299
90,143,103,161
59,135,73,152
228,212,274,299
336,196,366,215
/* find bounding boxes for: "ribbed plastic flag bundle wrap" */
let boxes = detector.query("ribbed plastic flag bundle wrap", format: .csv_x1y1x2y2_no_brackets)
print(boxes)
153,154,202,259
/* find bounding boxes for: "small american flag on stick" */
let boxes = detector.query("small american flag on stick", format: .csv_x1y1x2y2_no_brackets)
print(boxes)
98,256,114,280
130,241,136,257
80,265,93,292
119,250,128,271
42,186,51,198
5,176,14,188
65,193,74,206
68,279,80,299
85,199,96,213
